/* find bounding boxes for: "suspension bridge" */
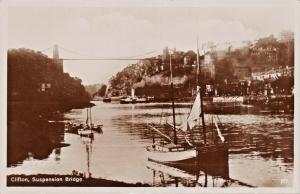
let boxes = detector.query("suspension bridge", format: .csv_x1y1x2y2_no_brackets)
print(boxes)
41,44,163,72
41,40,250,72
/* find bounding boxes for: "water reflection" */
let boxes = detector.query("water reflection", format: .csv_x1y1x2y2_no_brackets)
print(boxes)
7,102,294,187
54,148,61,161
81,136,93,178
146,148,253,187
7,119,66,166
222,118,293,164
110,106,293,166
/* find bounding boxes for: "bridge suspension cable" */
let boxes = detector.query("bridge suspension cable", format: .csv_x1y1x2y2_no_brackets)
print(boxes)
40,46,53,53
57,45,161,61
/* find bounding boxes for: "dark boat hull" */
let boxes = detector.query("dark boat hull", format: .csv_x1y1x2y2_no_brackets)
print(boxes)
103,98,111,103
149,145,229,178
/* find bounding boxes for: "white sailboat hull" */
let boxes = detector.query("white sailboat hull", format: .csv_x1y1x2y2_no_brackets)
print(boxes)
147,147,197,163
78,130,92,135
78,129,94,138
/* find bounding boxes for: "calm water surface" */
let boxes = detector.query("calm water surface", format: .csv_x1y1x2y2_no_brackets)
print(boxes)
8,101,294,187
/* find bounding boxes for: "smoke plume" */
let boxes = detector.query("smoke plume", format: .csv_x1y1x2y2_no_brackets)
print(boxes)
133,74,188,89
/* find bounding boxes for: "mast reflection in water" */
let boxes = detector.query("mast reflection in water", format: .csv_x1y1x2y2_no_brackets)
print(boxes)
81,136,93,178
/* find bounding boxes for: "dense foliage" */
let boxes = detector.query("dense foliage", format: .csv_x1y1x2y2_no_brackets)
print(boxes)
215,35,294,82
109,34,294,97
85,83,107,97
8,48,90,110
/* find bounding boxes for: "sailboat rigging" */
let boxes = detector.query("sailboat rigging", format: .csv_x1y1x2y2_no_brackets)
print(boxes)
78,107,103,137
170,51,177,144
146,42,227,163
65,106,103,136
78,108,94,138
197,41,207,145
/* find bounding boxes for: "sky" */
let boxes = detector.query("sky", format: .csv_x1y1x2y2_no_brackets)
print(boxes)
7,1,295,85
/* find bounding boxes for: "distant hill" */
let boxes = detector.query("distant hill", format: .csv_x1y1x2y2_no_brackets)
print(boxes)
85,83,107,97
108,33,294,98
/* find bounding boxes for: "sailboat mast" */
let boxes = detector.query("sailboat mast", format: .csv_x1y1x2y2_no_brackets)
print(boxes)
86,109,89,125
90,108,92,126
197,40,207,145
169,50,177,144
90,108,93,132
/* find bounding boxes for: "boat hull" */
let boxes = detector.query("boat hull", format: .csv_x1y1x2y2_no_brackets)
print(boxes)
78,130,94,138
120,100,134,104
146,147,197,163
91,126,103,133
103,98,111,102
120,97,148,104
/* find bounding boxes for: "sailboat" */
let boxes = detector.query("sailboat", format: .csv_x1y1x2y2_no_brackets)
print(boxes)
103,84,112,102
65,107,102,134
103,97,112,103
78,108,94,138
146,44,226,163
88,107,103,134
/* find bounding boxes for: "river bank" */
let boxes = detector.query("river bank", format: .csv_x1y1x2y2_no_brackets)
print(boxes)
100,94,293,115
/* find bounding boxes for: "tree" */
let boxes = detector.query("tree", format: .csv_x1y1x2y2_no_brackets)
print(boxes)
8,48,90,110
97,84,107,97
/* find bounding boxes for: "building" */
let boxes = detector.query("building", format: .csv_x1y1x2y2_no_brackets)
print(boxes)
279,31,294,66
200,52,215,79
251,66,293,81
40,83,51,92
251,47,278,63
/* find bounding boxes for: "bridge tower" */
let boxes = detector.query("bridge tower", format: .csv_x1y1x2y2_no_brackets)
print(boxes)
53,44,63,72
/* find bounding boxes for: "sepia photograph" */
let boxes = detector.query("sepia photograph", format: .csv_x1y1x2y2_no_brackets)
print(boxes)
1,0,299,193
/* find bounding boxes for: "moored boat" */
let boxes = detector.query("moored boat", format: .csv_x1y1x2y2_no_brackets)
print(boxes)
65,122,83,134
120,88,149,104
120,96,136,104
78,126,94,138
146,44,226,164
136,97,147,103
103,97,111,103
77,107,104,138
147,143,197,163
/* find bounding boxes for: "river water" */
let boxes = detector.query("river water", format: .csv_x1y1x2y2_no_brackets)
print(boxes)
7,101,294,187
